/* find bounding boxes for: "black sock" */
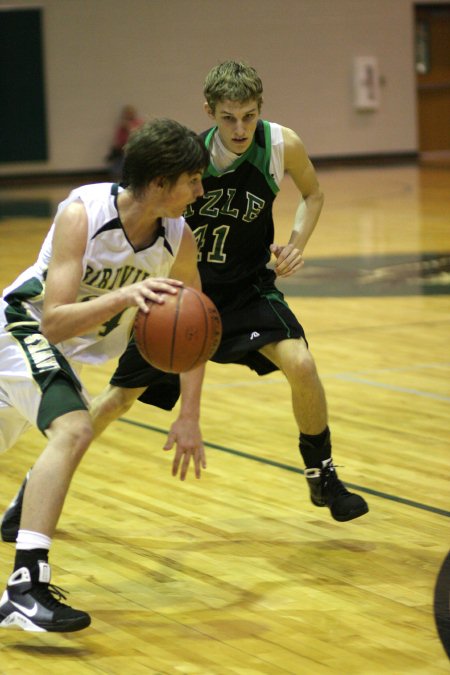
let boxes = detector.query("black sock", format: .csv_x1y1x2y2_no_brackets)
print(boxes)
299,427,332,468
14,548,49,572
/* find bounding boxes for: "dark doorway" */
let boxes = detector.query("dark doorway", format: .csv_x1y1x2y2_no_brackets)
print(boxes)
0,7,48,163
415,4,450,162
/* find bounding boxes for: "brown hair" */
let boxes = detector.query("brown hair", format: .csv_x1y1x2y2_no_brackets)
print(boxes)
123,118,209,197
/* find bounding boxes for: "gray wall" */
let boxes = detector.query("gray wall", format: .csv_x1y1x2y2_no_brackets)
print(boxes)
0,0,446,176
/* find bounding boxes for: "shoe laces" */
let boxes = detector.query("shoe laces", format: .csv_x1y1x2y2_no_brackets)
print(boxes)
322,462,350,498
34,582,70,610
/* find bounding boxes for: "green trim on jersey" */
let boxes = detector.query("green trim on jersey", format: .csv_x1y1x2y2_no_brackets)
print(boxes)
204,120,279,195
257,285,296,339
4,277,44,329
38,375,87,432
6,322,85,431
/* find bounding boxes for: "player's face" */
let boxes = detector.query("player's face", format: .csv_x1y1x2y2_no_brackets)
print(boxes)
162,171,204,217
206,99,260,155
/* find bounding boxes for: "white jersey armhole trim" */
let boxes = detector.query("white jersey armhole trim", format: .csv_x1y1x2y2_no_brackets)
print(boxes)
269,122,284,189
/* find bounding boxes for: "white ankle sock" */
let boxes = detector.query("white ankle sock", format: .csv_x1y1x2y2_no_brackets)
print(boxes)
16,529,52,551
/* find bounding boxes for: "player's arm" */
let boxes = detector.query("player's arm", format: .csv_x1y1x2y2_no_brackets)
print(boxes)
169,223,202,291
41,201,181,344
163,223,206,480
270,126,324,277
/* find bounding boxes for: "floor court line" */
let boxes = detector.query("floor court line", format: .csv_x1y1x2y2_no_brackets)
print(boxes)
118,417,450,519
331,374,450,401
202,365,450,402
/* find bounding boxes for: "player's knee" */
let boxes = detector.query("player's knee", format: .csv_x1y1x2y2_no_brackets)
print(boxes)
105,386,137,417
287,347,318,384
67,418,94,454
48,413,94,461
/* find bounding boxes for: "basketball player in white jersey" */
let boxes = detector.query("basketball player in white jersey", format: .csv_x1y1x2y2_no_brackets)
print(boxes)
0,118,209,632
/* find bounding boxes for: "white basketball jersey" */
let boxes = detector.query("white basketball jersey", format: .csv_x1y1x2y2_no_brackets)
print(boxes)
1,183,185,364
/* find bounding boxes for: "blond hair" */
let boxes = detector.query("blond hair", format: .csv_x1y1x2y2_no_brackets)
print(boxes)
203,60,263,113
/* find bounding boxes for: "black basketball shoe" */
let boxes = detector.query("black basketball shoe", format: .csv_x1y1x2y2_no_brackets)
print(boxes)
1,472,30,543
0,560,91,632
305,459,369,522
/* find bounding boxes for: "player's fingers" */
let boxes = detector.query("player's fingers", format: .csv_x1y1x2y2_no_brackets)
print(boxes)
276,249,303,271
277,257,304,277
171,452,181,477
179,450,192,481
273,246,293,266
270,244,282,258
163,432,175,451
193,449,202,479
126,287,161,311
274,255,291,273
192,445,207,478
144,278,183,293
148,276,183,285
134,294,153,312
199,454,207,475
137,279,183,308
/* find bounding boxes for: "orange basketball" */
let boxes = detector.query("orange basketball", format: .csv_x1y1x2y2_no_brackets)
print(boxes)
133,286,222,373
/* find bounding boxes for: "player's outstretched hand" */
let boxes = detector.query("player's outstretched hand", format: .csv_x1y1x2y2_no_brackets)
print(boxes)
270,243,304,277
163,417,207,480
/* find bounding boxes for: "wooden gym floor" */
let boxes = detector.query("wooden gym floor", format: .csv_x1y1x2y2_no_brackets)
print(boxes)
0,163,448,673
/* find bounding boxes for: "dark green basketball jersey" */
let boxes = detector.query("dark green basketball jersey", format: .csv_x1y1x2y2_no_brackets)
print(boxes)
184,120,280,295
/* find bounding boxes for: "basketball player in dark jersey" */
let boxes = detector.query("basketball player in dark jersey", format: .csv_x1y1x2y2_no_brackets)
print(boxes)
182,62,368,522
2,63,368,553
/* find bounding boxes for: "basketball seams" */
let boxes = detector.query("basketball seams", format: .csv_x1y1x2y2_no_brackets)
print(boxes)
181,288,209,372
133,308,146,361
169,289,183,372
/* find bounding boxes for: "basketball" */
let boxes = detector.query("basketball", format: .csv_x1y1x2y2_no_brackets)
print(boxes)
133,286,222,373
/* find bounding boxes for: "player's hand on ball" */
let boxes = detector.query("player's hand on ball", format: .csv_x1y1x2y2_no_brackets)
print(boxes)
163,417,206,480
124,277,183,313
270,243,304,277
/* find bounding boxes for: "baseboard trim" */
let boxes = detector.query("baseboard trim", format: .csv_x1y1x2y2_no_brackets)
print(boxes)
0,152,421,187
311,151,419,168
0,169,110,188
